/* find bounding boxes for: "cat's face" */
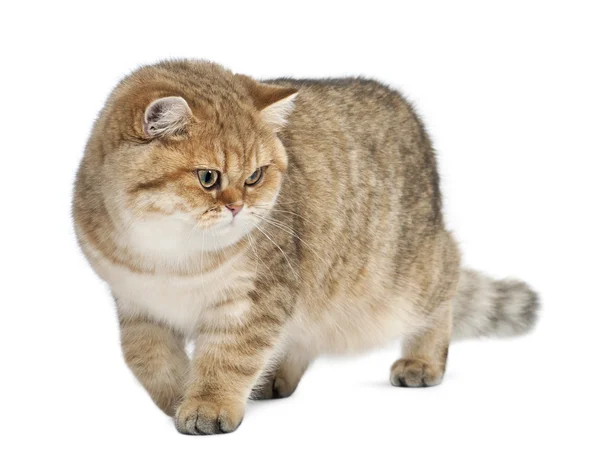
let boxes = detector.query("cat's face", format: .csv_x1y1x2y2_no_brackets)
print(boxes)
105,82,297,254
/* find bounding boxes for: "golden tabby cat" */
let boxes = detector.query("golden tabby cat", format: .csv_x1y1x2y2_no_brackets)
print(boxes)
72,59,538,435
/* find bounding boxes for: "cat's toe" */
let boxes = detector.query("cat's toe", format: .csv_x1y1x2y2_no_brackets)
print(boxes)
272,376,296,398
175,398,244,435
251,376,296,400
251,379,274,400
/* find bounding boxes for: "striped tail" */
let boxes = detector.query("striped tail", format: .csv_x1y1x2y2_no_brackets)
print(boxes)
451,268,540,340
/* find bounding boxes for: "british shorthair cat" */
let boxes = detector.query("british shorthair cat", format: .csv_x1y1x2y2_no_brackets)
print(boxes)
72,59,538,435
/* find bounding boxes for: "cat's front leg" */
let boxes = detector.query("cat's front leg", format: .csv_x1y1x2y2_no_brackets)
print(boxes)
175,295,288,435
118,309,188,416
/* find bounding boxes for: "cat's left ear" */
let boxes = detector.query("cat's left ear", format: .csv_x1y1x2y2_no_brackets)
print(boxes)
237,75,298,131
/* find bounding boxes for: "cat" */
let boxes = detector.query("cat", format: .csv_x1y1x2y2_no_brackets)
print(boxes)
72,59,539,435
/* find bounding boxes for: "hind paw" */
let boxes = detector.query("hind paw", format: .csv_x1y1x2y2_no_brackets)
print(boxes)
390,358,445,387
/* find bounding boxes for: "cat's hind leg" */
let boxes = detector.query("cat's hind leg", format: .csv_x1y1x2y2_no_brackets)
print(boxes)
390,300,451,387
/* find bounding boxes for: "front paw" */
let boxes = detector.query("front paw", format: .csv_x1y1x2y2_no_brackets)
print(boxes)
175,397,244,435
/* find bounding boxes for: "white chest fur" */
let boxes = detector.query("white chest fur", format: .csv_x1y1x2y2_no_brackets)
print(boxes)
94,254,254,336
81,210,258,335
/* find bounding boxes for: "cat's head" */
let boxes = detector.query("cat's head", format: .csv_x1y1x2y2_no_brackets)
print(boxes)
96,62,297,254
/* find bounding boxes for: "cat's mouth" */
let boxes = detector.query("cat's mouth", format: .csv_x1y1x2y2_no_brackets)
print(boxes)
209,213,245,232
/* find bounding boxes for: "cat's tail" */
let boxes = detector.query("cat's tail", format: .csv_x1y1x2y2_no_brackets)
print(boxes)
451,268,540,340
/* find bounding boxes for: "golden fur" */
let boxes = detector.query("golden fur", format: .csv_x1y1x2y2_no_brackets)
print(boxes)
73,59,539,434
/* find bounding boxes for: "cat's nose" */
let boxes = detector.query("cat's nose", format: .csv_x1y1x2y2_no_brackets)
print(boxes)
226,204,243,217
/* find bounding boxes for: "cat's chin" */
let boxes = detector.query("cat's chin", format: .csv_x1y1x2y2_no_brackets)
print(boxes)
200,217,253,252
123,211,251,258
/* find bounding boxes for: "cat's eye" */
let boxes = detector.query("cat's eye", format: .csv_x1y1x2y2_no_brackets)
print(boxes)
197,169,219,190
245,167,264,186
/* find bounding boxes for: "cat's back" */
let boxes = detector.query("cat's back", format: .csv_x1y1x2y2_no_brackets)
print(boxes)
268,75,439,226
267,76,434,198
266,76,422,145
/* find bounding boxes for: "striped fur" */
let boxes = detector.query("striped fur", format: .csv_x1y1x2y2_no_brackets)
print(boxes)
72,59,540,435
452,269,540,340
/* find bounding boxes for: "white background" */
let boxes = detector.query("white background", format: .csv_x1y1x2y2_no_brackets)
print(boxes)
2,1,599,457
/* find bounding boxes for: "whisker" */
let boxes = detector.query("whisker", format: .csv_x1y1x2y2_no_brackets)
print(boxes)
251,222,299,280
209,229,233,304
252,214,330,268
254,207,317,228
252,205,345,261
247,232,278,284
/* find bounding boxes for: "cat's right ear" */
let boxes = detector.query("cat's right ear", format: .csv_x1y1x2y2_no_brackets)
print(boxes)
142,96,193,138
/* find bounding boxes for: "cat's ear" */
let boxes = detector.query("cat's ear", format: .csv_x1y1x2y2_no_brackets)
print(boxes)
237,75,298,131
259,89,297,131
143,96,193,138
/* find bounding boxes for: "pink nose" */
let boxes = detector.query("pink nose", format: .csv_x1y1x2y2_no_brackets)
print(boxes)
226,204,243,217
